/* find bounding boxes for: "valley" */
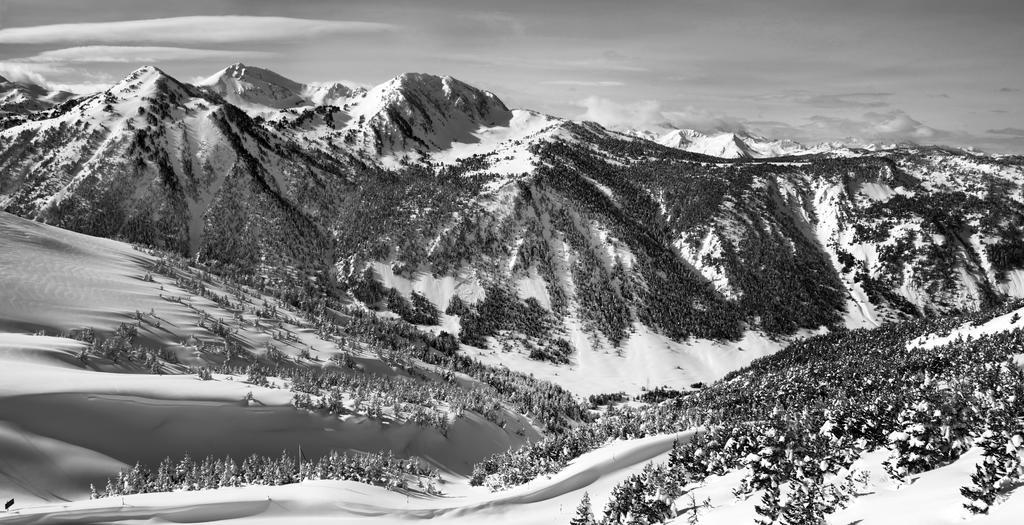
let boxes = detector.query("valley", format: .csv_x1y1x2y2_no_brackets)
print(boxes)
0,59,1022,524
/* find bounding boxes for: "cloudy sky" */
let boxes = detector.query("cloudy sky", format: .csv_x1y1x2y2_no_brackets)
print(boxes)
1,0,1022,152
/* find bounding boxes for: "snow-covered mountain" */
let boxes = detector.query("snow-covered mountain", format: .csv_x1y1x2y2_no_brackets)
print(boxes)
200,65,513,158
0,66,347,268
627,127,828,158
2,63,1024,525
0,73,75,118
1,64,1023,369
197,62,356,110
337,72,513,156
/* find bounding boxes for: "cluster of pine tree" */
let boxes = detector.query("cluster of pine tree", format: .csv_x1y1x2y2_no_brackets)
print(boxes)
312,305,588,433
140,243,588,435
285,362,505,433
67,322,178,373
475,301,1024,521
94,450,440,498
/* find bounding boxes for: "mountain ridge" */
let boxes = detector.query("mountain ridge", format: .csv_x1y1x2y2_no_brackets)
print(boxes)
1,64,1022,369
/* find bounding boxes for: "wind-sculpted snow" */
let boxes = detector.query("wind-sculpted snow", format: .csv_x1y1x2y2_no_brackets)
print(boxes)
0,432,693,524
0,211,550,505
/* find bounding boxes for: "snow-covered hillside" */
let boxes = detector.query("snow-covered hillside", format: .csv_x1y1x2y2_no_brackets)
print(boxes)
626,128,828,158
2,213,1022,523
2,65,1023,393
198,63,356,111
0,74,75,118
0,209,562,508
1,61,1024,524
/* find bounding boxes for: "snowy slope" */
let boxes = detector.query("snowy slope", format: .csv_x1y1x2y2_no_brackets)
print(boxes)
626,128,827,158
200,65,514,161
2,64,1023,400
198,63,356,111
0,66,348,271
0,74,75,117
0,431,693,524
336,72,513,158
0,211,536,505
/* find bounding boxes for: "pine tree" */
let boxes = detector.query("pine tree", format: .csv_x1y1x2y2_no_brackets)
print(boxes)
754,482,781,525
603,478,634,524
961,416,1024,514
570,492,596,525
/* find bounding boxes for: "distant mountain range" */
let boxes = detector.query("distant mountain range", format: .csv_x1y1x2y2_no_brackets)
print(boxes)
1,64,1022,357
0,73,75,118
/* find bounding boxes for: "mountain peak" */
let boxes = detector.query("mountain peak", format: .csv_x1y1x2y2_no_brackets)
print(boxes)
621,127,829,159
107,65,185,97
198,63,308,110
127,65,167,80
216,63,303,92
344,72,512,155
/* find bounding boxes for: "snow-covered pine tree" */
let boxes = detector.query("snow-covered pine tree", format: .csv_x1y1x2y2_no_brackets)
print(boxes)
154,457,173,492
961,409,1024,514
569,492,596,525
779,478,829,525
885,388,971,482
602,477,634,524
754,482,781,525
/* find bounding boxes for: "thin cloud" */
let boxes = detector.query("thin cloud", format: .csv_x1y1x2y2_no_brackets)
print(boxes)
661,106,750,133
999,87,1021,92
23,46,278,64
762,91,892,109
455,12,527,36
0,16,395,45
444,54,647,72
575,96,747,133
575,96,662,129
48,81,111,94
0,61,117,93
574,97,982,151
804,110,939,141
803,93,891,109
0,63,51,86
988,128,1024,137
543,80,625,87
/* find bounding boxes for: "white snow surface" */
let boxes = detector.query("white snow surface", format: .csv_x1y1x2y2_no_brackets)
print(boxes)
908,305,1024,350
625,127,830,159
0,212,532,507
198,62,356,111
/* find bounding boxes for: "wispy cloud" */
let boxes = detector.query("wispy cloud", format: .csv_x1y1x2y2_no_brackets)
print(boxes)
575,96,662,129
0,61,114,93
22,46,277,64
571,96,1007,151
443,54,646,72
0,63,51,86
761,91,892,109
455,12,527,36
0,16,395,45
988,127,1024,137
543,80,624,87
574,96,747,132
804,110,940,141
999,87,1020,93
802,93,891,109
